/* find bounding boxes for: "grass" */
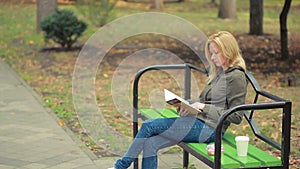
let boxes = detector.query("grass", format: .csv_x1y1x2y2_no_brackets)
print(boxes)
0,0,300,167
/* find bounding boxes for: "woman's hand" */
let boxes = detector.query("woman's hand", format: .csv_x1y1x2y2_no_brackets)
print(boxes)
177,102,205,116
191,102,205,110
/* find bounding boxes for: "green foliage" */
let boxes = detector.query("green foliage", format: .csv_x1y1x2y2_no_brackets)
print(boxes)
76,0,116,27
40,8,87,49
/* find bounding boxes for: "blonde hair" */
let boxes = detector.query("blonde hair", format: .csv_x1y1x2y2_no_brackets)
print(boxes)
205,31,246,83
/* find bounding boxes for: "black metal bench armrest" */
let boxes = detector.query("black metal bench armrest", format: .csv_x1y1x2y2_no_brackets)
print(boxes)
214,101,292,169
133,63,207,137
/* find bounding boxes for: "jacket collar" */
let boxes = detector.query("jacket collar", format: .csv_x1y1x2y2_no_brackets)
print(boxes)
225,66,245,73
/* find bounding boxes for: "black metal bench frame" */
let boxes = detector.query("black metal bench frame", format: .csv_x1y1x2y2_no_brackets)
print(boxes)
132,63,291,169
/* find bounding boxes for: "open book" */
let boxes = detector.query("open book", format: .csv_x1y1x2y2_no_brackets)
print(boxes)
164,89,202,115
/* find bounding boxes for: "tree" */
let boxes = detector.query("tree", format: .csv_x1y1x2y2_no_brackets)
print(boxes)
36,0,57,32
218,0,236,19
280,0,292,59
249,0,264,35
154,0,164,9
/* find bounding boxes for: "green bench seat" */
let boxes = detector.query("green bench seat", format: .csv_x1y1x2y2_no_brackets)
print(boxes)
139,108,281,169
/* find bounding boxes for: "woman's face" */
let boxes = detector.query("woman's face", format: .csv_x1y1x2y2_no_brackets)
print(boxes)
209,42,227,69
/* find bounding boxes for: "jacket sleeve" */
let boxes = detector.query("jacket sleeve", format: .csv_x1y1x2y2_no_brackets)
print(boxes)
225,72,247,124
202,71,247,125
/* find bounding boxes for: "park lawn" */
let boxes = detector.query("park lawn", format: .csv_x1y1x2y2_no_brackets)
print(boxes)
0,0,300,167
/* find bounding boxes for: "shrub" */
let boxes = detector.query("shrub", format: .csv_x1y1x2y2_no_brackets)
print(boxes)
40,8,87,49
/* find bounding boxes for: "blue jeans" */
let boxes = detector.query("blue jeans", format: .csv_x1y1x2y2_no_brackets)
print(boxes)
114,117,215,169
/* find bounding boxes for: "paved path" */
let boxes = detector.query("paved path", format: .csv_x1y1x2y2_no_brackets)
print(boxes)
0,60,210,169
0,60,103,169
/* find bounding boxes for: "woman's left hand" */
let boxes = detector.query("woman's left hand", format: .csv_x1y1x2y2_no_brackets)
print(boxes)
191,102,205,110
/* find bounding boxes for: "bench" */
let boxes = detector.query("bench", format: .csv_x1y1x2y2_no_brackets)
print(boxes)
132,64,292,169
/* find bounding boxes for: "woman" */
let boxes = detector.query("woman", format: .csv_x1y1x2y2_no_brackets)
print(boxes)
110,31,248,169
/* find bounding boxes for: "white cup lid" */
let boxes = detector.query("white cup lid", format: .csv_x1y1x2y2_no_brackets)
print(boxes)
235,136,249,141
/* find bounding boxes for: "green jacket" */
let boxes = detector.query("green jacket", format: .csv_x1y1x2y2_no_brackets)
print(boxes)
197,66,247,133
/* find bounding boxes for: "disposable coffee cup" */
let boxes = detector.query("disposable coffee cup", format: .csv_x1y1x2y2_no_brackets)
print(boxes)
235,136,249,157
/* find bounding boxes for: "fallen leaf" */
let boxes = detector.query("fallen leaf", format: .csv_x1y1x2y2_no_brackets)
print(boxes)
59,120,65,126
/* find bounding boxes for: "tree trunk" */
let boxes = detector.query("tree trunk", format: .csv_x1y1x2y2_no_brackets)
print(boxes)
154,0,164,9
37,0,57,32
280,0,292,59
218,0,236,19
249,0,263,35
